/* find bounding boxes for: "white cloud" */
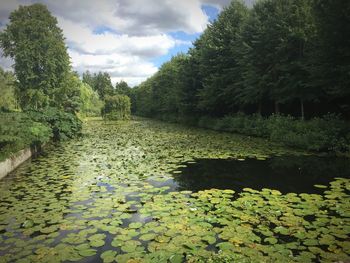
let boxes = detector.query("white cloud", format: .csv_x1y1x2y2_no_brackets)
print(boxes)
111,0,209,35
59,18,176,57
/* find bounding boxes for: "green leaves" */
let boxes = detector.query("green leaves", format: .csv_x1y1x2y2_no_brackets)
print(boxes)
102,95,131,121
88,234,106,247
78,248,97,257
100,250,117,263
0,4,71,110
0,118,349,263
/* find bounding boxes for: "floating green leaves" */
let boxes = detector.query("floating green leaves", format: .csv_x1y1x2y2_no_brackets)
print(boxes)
0,118,349,263
100,250,117,263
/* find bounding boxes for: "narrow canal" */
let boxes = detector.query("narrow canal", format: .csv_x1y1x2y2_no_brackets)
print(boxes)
0,118,349,262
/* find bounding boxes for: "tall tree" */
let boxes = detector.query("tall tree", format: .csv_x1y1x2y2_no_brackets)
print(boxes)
194,0,248,116
83,71,114,100
0,4,71,110
82,70,95,89
115,80,131,96
311,0,350,115
0,67,17,111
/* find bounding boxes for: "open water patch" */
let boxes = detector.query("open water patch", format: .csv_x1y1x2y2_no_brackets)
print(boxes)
171,155,350,194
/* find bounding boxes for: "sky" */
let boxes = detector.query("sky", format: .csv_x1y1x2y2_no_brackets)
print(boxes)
0,0,254,86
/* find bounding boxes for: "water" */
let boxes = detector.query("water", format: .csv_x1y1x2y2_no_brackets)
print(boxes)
171,156,350,194
0,118,349,262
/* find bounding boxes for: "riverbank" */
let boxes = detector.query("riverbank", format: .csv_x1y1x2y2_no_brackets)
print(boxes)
0,145,41,179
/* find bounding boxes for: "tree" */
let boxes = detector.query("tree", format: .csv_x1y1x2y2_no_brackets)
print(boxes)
82,71,114,100
82,70,95,89
53,72,82,113
132,0,349,121
102,95,131,120
0,4,71,110
79,82,103,117
310,0,350,116
115,81,131,96
276,0,317,119
0,67,18,111
194,0,248,116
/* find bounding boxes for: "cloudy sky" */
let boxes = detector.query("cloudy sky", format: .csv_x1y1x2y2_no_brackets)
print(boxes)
0,0,254,86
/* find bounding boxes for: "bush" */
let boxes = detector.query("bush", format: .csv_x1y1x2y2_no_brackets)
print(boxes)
267,114,349,151
197,116,218,130
214,113,269,137
197,113,350,152
0,113,52,161
0,108,82,161
102,95,131,120
28,107,82,140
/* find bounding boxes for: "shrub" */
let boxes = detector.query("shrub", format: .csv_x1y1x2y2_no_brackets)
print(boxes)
196,113,349,152
197,116,218,129
28,107,82,140
0,113,52,161
266,114,349,151
102,95,131,120
0,108,82,161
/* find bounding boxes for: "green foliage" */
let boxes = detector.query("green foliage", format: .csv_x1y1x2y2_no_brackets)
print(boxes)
0,67,18,111
79,82,103,117
115,80,131,96
311,0,350,103
198,113,350,152
132,0,350,152
82,71,114,100
0,4,71,110
0,113,52,161
102,95,131,120
28,107,82,141
213,113,269,137
0,108,82,160
195,0,249,115
53,73,82,113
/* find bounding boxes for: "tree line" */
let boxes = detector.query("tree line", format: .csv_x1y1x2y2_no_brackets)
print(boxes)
132,0,350,121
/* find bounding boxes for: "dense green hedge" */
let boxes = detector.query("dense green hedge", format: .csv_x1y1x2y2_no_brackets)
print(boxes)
0,108,81,161
196,113,350,152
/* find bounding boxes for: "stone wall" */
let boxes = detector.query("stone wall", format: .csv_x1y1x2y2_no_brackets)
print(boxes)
0,148,33,179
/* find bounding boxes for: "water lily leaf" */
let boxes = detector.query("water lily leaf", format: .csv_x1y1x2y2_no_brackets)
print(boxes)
314,184,327,189
303,239,319,246
264,237,278,244
78,248,97,257
100,250,117,263
139,233,156,241
129,222,142,229
121,240,141,253
90,239,105,247
22,220,34,229
169,254,183,263
202,235,216,245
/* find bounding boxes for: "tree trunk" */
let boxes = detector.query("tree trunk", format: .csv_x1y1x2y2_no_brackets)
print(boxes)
274,101,280,114
300,98,305,120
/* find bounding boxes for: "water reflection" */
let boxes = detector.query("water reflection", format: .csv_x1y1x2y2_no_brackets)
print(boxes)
172,156,350,194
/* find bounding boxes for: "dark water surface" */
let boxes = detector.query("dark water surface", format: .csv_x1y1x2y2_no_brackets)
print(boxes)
170,156,350,194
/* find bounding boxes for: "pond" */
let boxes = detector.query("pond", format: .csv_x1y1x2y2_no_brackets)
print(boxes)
0,118,349,263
